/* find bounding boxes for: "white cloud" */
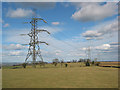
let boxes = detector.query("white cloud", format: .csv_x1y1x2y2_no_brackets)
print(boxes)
6,8,34,18
3,28,30,44
2,20,118,62
2,2,119,62
55,50,62,53
72,2,117,22
82,30,102,38
99,20,118,34
54,50,62,55
82,47,87,50
3,23,9,27
82,19,118,40
110,42,120,45
51,22,60,25
2,28,118,62
3,44,28,50
95,44,111,50
8,51,23,56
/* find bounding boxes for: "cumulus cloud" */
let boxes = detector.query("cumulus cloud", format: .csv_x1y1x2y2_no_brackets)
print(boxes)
82,30,102,39
110,42,120,45
2,2,119,62
95,44,111,50
8,51,23,56
72,2,117,22
109,42,120,50
3,44,28,50
54,50,62,55
6,8,34,18
99,20,118,34
2,27,118,62
51,22,60,25
3,23,9,27
82,19,118,40
82,44,111,51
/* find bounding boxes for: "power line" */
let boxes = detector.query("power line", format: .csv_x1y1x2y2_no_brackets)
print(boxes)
49,34,82,52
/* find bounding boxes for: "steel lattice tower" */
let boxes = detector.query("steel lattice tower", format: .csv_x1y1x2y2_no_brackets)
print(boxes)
21,17,50,68
86,39,92,61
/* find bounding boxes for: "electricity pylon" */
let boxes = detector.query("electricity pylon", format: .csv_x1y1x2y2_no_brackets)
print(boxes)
21,17,50,68
86,38,92,61
87,46,91,61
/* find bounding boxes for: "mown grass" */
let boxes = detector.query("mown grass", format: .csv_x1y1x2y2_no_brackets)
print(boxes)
2,63,118,88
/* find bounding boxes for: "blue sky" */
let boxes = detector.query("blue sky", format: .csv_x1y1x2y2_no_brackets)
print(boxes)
1,2,119,62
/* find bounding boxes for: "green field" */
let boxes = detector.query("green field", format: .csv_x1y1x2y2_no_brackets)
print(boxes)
2,63,118,88
0,69,2,89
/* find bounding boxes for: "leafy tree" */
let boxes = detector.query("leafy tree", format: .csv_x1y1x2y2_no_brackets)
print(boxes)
78,58,82,62
92,61,95,65
22,63,27,68
53,58,59,66
85,60,90,66
65,63,68,67
72,60,77,63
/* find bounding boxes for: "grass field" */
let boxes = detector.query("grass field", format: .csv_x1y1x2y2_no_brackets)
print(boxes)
2,63,118,88
0,69,2,89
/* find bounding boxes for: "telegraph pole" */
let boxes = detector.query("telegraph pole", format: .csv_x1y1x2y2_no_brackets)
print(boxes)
21,17,50,68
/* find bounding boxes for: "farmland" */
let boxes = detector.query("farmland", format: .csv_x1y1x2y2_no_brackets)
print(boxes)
99,62,120,67
2,63,118,88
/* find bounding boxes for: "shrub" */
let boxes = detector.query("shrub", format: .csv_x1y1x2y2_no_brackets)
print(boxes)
53,62,57,66
86,60,90,66
95,62,100,66
52,58,59,66
22,63,27,68
65,63,68,67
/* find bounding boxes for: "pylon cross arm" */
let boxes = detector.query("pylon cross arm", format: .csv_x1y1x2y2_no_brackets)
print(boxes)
38,41,49,45
33,18,47,23
36,29,50,34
